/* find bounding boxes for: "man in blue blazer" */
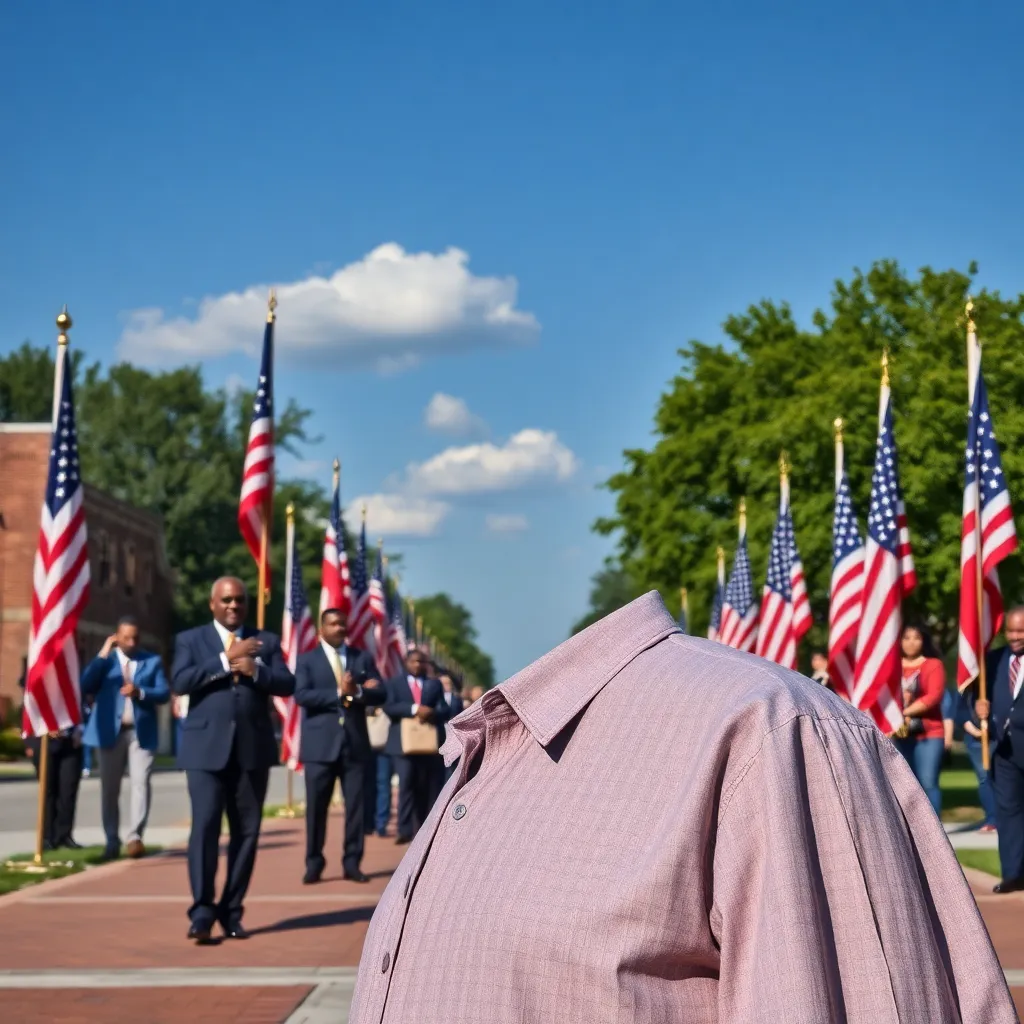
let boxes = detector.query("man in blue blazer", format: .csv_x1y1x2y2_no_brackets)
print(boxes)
172,576,295,944
384,648,451,843
295,607,385,884
81,616,170,860
438,670,465,782
971,606,1024,893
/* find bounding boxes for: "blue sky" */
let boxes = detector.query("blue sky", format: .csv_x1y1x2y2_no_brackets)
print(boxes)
3,0,1024,679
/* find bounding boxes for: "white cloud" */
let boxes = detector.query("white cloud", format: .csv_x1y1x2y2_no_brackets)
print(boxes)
223,373,247,396
424,393,487,436
117,244,539,371
405,429,578,495
345,494,450,538
486,513,528,534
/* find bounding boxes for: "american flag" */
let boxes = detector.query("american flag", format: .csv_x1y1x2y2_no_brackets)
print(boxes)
23,343,90,736
708,547,726,641
853,361,915,733
347,518,373,651
320,465,352,618
238,309,275,588
279,515,316,770
828,428,865,700
756,468,812,669
369,550,389,676
385,587,408,678
719,506,758,652
957,322,1017,690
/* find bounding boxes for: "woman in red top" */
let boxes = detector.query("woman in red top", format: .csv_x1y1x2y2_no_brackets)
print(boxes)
895,622,947,816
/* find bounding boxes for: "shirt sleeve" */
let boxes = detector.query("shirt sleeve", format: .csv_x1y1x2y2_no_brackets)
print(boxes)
711,713,1014,1023
918,658,946,712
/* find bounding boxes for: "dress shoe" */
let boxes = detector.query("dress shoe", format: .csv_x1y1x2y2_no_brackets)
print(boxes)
302,869,322,885
993,879,1024,894
222,923,250,940
187,924,214,945
125,839,145,859
395,835,412,846
343,869,370,883
61,839,84,851
100,846,120,863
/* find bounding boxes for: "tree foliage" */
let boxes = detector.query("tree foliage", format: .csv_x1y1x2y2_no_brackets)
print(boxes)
593,261,1024,660
412,593,495,688
570,563,642,636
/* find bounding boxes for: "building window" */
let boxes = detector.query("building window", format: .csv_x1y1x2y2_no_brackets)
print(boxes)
124,541,137,597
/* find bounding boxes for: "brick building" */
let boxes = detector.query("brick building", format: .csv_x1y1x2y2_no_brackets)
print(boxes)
0,423,175,744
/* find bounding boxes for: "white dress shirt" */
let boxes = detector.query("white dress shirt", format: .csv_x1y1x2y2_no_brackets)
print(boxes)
116,648,138,726
213,620,243,674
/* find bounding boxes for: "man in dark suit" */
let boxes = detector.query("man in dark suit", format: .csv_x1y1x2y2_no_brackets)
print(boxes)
172,576,295,943
295,607,385,884
384,648,451,843
970,605,1024,893
439,671,465,782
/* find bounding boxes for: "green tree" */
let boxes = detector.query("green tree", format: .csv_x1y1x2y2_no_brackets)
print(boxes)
594,260,1024,660
412,593,495,688
570,563,642,635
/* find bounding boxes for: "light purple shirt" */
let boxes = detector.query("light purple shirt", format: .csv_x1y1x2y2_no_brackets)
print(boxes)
350,592,1014,1022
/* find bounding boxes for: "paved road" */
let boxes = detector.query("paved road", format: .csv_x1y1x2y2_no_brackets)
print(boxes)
0,766,296,859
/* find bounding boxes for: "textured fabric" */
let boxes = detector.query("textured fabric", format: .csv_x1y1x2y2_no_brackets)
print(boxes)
349,592,1015,1024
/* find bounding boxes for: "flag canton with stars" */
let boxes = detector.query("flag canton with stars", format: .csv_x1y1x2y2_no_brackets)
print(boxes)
48,370,82,513
866,400,902,554
251,324,273,423
351,523,368,597
968,372,1007,505
288,545,309,621
765,510,796,600
725,539,754,611
832,471,863,566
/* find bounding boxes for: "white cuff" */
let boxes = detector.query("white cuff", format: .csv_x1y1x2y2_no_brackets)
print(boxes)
220,653,231,673
411,703,420,714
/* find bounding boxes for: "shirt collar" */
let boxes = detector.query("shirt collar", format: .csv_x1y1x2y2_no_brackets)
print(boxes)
497,591,679,748
321,638,345,658
212,620,241,645
115,648,132,667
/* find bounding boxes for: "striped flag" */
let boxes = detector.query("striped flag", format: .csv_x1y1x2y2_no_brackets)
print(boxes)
238,305,275,587
708,547,726,641
279,512,317,770
756,461,812,669
23,337,90,736
853,355,914,733
370,550,389,677
385,587,408,678
320,464,352,618
957,313,1017,690
828,421,865,700
719,502,758,652
348,518,373,652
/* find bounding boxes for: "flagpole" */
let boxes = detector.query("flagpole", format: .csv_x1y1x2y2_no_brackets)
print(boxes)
257,290,277,632
35,308,72,864
679,588,688,634
333,457,340,497
281,503,296,817
967,299,991,770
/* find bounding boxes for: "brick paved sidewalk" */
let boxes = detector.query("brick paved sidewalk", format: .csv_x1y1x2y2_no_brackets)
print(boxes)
1,816,1023,1022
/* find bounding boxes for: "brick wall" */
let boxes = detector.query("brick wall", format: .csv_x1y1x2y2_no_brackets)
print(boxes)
0,425,175,722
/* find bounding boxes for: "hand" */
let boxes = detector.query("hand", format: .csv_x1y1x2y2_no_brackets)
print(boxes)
231,637,262,660
415,705,434,723
120,682,140,700
230,656,257,679
976,699,991,720
339,670,357,697
944,737,953,751
99,634,118,659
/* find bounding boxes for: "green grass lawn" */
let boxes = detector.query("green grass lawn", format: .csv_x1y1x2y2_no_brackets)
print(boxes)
956,848,1001,878
262,802,306,819
939,749,985,824
0,844,163,896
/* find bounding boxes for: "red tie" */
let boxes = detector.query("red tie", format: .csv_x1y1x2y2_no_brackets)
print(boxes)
1011,656,1021,701
410,677,422,704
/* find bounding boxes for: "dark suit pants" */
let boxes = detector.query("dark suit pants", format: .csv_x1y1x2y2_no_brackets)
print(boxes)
304,755,366,876
395,754,443,840
992,751,1024,881
29,735,82,847
185,758,269,930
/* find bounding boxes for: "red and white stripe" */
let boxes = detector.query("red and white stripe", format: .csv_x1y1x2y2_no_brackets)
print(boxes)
828,440,864,701
279,519,316,772
319,476,351,619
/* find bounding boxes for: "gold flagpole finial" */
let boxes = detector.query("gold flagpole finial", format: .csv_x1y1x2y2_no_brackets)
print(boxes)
716,545,725,559
881,349,890,386
834,417,844,442
361,504,367,523
267,289,278,323
56,305,72,347
738,497,747,534
966,296,976,334
332,458,340,492
286,502,295,523
779,451,790,480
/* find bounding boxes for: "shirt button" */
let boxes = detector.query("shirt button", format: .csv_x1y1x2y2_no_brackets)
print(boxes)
452,803,467,821
381,952,391,973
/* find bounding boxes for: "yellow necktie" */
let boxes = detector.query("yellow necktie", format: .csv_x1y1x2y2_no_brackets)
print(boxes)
224,633,235,653
329,647,342,686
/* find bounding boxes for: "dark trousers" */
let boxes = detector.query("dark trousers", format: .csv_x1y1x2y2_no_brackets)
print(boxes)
375,753,393,834
304,755,365,876
964,734,998,827
395,754,443,840
363,753,378,835
28,735,82,847
992,751,1024,881
185,757,269,930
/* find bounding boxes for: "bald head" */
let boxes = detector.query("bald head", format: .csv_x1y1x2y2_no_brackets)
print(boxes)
1007,607,1024,655
210,577,247,629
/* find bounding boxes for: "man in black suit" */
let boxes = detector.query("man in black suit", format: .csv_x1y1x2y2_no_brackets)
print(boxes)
439,671,465,782
384,648,451,843
172,576,295,943
295,607,385,884
970,606,1024,893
